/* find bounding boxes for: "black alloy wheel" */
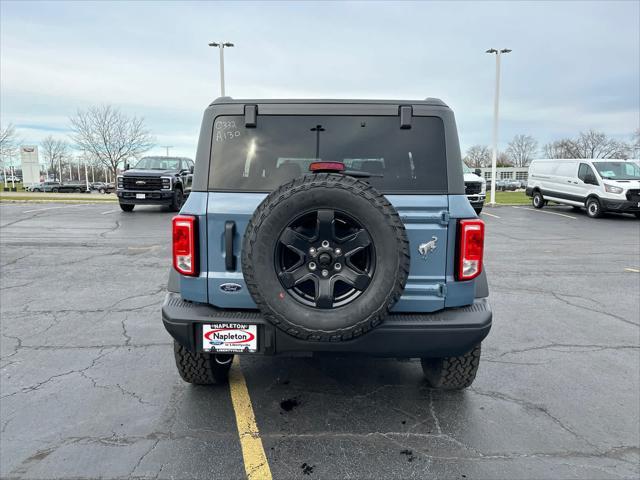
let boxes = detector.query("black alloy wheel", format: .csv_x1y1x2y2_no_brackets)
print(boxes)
276,209,375,309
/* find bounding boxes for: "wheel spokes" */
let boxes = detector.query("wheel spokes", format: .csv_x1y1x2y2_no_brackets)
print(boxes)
337,265,371,290
280,227,313,254
315,278,334,309
279,265,312,289
339,229,372,256
316,209,335,240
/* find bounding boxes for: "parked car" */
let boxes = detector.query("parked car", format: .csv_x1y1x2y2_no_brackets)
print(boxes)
116,156,194,212
462,164,486,214
506,179,521,190
30,181,62,192
162,97,491,390
57,182,89,193
526,158,640,218
90,182,116,194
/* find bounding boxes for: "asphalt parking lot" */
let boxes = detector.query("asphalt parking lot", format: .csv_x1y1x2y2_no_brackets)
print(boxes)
1,202,639,480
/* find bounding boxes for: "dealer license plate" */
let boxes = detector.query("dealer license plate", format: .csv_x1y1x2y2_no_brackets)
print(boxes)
202,323,258,353
136,193,146,199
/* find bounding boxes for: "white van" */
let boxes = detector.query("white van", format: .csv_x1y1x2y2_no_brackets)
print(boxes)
526,159,640,218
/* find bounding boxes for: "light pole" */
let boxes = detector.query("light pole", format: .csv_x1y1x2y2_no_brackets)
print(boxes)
486,48,511,206
161,145,173,157
208,41,234,97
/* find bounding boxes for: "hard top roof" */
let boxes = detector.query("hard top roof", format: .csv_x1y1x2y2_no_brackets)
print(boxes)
209,97,449,108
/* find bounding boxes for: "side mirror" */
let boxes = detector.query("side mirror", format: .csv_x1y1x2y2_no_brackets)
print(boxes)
474,169,481,176
584,174,597,185
124,163,130,171
190,165,194,174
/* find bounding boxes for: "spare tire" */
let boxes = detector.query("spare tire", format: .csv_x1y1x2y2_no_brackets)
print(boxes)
242,173,410,341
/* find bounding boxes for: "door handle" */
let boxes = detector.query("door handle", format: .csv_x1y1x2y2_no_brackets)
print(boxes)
224,221,236,271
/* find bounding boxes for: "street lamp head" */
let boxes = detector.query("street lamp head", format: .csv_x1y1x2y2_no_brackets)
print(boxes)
486,48,498,54
500,48,512,54
223,42,234,47
208,42,220,47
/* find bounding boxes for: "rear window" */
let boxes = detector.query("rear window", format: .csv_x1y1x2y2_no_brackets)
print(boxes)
208,115,447,193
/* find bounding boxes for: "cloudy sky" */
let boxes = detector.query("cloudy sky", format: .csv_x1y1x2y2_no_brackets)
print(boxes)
1,0,638,159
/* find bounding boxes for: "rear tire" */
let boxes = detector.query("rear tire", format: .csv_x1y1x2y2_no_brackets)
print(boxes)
119,203,134,212
585,197,603,218
52,188,59,193
532,191,544,209
421,344,481,390
173,341,232,385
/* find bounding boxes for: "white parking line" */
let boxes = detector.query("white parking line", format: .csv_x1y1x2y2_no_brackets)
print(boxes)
23,204,90,214
624,267,640,273
100,209,117,215
512,206,577,219
481,211,501,219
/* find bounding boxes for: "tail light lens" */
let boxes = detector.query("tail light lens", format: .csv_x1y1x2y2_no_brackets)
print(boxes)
172,215,197,276
457,219,485,281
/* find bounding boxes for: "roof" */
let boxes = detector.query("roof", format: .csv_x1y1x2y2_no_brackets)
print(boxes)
209,97,448,107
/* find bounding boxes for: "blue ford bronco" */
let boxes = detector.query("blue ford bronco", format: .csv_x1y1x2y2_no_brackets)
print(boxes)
162,98,491,390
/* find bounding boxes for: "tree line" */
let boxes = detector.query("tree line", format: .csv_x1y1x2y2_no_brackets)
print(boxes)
0,105,155,182
464,130,640,168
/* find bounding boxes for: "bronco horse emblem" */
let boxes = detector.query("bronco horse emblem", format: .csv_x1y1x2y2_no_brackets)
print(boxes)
418,236,438,260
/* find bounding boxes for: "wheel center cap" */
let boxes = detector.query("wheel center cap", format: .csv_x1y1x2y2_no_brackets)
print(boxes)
318,252,332,267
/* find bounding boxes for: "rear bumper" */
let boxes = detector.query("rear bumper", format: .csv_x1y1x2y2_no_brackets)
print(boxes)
601,198,640,213
161,293,492,358
117,190,175,205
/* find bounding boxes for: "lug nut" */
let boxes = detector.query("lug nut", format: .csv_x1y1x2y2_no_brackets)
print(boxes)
308,262,317,271
309,247,316,256
335,248,342,256
321,269,329,277
321,240,330,248
334,263,342,271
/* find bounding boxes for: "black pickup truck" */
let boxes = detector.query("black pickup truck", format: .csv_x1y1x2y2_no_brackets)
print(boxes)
116,156,194,212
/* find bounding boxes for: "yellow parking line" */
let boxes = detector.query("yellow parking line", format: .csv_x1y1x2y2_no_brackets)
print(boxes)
229,357,272,480
624,267,640,273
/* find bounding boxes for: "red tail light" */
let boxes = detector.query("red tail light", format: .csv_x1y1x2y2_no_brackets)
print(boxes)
172,215,197,276
457,219,484,281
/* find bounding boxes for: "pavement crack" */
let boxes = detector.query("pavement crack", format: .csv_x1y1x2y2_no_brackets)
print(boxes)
469,388,602,451
0,347,113,399
99,219,121,239
429,390,442,435
494,343,640,358
551,292,639,327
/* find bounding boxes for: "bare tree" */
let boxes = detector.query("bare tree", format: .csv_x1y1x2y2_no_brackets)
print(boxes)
542,139,577,159
496,151,513,167
631,129,640,158
506,134,538,167
464,145,491,168
69,105,155,179
566,130,629,159
0,123,19,160
41,135,69,181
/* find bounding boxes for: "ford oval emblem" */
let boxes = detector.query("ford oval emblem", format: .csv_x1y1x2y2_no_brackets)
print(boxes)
220,283,242,293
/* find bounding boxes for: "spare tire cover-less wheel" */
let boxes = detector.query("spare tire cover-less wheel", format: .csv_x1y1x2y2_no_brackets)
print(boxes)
242,173,410,342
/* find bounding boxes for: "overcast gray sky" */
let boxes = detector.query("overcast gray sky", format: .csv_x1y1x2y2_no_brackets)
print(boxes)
1,0,638,159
